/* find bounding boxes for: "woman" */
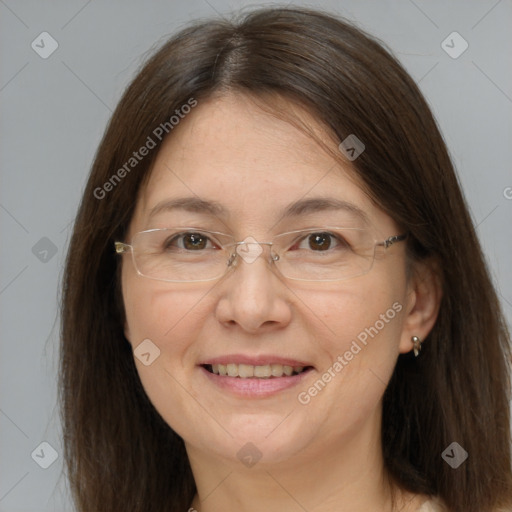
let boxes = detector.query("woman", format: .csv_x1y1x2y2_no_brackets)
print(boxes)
59,7,512,512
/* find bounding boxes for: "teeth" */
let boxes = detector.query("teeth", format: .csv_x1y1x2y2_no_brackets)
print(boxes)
227,363,238,377
208,363,307,378
254,364,271,378
271,364,283,377
238,364,254,378
283,365,293,376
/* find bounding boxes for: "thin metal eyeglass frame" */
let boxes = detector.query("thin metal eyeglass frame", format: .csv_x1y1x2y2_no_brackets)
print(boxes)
114,228,408,283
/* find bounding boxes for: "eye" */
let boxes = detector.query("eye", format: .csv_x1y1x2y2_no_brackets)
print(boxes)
164,232,217,251
293,232,349,252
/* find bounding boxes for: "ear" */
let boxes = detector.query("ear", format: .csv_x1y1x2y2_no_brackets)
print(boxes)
398,257,443,354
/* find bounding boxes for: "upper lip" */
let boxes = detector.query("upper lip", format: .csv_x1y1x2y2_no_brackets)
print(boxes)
199,354,313,368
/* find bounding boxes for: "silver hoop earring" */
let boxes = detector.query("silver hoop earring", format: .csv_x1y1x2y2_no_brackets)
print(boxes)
412,336,422,357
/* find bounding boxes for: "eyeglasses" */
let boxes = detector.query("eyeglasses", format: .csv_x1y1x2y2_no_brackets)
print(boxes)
114,227,407,283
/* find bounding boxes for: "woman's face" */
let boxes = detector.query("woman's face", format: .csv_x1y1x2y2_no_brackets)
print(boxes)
122,94,415,468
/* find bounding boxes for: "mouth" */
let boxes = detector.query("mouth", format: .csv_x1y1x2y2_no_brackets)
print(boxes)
198,357,315,398
202,363,312,378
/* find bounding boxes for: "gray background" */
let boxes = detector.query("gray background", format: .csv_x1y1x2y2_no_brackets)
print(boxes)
1,0,511,510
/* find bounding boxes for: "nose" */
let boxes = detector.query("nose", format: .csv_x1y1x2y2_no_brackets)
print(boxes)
214,241,292,334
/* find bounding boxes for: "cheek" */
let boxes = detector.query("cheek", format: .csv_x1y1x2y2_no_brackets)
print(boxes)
123,278,211,359
122,273,218,437
292,281,405,424
294,281,404,360
121,264,204,371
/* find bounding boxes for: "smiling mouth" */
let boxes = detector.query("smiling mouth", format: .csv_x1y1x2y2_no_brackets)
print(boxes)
202,363,312,378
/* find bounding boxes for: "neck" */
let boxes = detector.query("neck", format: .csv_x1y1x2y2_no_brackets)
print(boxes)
186,408,417,512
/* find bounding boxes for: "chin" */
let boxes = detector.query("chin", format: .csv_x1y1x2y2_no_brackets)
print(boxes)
189,411,320,467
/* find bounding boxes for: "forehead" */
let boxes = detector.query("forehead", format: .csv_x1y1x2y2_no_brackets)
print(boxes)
131,94,395,235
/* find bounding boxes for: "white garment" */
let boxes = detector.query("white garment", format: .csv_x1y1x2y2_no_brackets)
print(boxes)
417,497,512,512
416,498,446,511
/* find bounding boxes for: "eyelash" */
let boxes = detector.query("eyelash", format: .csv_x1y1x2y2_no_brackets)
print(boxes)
164,232,218,250
163,231,350,252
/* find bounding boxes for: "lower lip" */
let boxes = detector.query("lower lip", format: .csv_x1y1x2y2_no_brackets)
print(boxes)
199,366,313,398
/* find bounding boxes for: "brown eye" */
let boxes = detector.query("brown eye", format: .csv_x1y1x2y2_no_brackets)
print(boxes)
164,232,212,251
182,233,208,250
308,232,332,251
291,231,351,253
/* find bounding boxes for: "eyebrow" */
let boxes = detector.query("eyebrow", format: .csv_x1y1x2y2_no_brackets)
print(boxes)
148,197,226,219
278,197,369,224
147,196,370,224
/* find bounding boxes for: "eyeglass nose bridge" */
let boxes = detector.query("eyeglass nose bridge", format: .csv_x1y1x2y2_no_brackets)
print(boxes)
226,238,280,268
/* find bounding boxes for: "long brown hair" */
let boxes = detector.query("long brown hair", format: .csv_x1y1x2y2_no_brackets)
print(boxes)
59,7,512,511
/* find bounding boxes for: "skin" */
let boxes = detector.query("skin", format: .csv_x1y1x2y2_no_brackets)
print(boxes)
121,94,442,512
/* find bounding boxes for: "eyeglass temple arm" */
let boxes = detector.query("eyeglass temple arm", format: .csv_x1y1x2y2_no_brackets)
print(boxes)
382,233,408,249
115,241,130,254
